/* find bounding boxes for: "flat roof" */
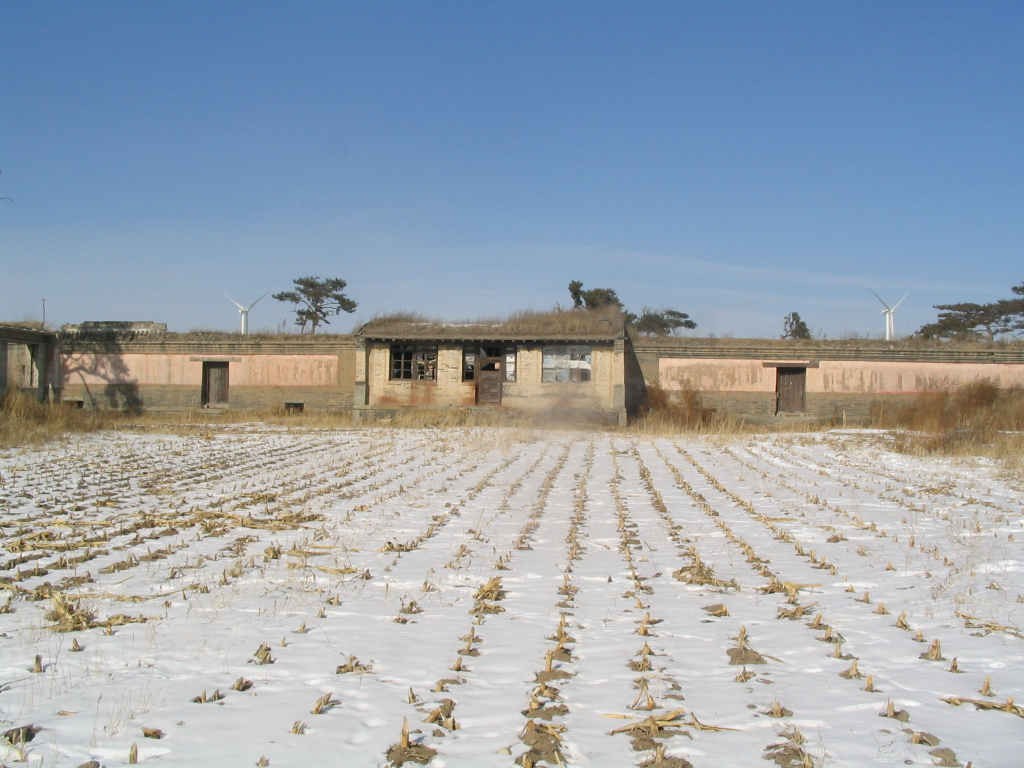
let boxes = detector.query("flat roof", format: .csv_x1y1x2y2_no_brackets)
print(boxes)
0,324,58,344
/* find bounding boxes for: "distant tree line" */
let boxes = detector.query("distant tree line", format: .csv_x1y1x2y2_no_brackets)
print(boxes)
568,281,697,336
271,274,1024,343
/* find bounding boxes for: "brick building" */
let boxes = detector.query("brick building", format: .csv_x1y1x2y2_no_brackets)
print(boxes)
352,315,628,425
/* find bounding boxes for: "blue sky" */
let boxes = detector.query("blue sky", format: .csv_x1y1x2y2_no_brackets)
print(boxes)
2,2,1021,338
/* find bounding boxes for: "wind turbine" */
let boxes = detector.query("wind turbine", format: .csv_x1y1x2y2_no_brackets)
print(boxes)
224,292,268,335
869,290,908,341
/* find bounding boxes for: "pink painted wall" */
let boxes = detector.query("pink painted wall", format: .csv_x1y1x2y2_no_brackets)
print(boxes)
63,354,340,387
660,359,776,392
815,361,1024,394
660,357,1024,394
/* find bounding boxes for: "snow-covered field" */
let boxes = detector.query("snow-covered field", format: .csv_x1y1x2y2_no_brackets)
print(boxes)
0,426,1021,768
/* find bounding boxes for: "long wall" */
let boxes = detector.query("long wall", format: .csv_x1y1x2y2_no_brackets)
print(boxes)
56,331,1024,422
61,335,357,412
633,337,1024,421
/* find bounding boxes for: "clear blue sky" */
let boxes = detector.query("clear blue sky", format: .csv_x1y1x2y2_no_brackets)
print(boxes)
2,2,1021,338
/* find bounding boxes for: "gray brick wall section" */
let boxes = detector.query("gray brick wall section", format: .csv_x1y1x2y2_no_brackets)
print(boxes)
61,384,354,413
684,391,916,424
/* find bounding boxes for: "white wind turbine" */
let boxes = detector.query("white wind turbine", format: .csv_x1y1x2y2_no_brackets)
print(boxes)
869,290,908,341
225,292,268,335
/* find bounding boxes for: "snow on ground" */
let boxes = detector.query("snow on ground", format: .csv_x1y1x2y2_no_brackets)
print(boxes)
0,425,1021,768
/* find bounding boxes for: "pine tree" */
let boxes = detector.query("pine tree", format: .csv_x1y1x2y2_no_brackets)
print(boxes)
273,276,357,334
782,312,812,340
916,282,1024,341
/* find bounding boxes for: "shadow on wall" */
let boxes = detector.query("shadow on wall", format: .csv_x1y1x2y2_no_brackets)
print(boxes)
63,341,142,414
623,336,647,418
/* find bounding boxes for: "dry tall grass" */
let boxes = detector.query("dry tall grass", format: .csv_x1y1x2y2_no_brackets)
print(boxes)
359,408,529,430
630,385,749,436
97,406,359,440
0,397,566,446
872,381,1024,472
15,381,1023,459
354,406,629,434
0,391,117,447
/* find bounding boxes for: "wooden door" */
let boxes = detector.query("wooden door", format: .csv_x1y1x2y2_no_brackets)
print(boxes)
202,361,229,406
776,367,806,413
476,356,503,405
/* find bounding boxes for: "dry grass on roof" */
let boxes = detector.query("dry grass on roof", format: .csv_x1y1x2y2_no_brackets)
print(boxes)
173,329,353,340
0,321,48,331
61,329,356,343
358,306,624,338
631,334,1024,350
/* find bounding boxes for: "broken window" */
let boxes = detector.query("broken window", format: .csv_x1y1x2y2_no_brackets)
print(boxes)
390,345,437,381
542,345,592,382
463,345,516,382
503,348,516,382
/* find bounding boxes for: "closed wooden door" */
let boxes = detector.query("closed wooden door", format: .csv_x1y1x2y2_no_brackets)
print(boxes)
202,362,229,406
776,367,806,413
476,357,503,405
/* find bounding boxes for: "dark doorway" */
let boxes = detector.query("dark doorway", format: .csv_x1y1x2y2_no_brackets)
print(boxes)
776,367,806,413
476,346,504,405
202,361,229,407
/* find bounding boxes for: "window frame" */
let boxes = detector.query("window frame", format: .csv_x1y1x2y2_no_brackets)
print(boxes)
389,344,438,381
541,345,592,383
463,345,516,382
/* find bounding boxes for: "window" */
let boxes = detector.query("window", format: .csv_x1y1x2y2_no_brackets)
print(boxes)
390,345,437,380
463,345,516,382
504,348,516,382
542,346,592,382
